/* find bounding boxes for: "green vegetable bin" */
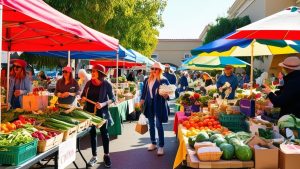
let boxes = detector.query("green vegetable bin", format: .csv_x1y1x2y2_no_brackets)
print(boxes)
0,139,38,165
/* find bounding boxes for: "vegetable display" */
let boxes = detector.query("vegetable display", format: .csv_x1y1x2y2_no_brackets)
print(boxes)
0,128,35,146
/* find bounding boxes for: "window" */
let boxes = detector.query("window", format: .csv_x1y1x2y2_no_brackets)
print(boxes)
151,54,158,60
184,53,191,59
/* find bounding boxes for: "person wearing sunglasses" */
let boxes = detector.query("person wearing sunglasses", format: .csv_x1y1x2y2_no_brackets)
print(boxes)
80,64,115,168
8,59,32,109
54,66,79,105
140,62,170,156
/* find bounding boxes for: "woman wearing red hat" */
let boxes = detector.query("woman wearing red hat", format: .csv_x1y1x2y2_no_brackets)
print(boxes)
8,59,32,109
81,64,115,168
54,66,79,105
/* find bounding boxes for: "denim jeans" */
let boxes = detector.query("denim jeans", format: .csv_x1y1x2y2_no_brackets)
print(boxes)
148,115,164,147
90,122,109,156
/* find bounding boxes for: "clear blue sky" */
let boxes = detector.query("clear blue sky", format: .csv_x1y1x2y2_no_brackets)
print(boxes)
158,0,235,39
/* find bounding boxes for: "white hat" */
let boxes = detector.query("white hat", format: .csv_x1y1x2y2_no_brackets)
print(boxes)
151,62,164,71
278,56,300,70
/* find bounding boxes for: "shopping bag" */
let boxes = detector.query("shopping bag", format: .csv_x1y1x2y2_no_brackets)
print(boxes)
22,95,48,111
135,114,148,135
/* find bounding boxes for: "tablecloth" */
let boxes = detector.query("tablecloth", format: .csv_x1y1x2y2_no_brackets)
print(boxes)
173,124,187,169
108,100,128,136
173,111,188,134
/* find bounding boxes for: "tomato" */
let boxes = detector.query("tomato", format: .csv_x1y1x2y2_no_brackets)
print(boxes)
203,121,208,126
213,121,219,125
198,122,203,127
207,122,213,126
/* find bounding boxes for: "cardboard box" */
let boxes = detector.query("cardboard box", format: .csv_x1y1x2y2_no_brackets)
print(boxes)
279,150,300,169
135,123,148,135
254,145,278,169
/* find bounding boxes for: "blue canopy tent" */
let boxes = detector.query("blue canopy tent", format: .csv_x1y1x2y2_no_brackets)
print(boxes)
127,49,154,66
25,45,136,61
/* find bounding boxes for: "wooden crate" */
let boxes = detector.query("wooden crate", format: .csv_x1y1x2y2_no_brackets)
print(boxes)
38,132,63,153
90,119,107,128
62,125,78,141
77,119,91,132
186,145,254,168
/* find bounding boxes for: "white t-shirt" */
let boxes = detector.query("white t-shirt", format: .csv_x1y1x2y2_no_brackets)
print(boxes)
148,78,156,98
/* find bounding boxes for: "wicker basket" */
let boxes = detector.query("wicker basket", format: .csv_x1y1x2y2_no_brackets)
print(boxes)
197,152,223,161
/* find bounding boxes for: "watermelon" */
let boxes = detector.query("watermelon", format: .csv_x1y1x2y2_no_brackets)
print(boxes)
213,137,228,147
225,133,237,142
220,143,235,160
209,134,224,142
229,138,242,148
188,136,196,148
195,132,209,142
235,145,253,161
207,130,220,137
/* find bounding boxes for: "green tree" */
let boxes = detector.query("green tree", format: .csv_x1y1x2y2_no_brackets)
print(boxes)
45,0,166,56
203,16,251,44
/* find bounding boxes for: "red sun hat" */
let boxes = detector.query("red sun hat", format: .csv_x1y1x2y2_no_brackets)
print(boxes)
92,64,107,76
13,59,27,68
63,66,72,73
224,65,234,70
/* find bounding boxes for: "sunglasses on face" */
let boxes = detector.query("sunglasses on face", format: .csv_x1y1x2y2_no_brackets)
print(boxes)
13,65,22,69
151,68,159,71
62,71,69,74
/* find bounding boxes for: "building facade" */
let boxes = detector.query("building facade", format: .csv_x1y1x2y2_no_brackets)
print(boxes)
152,39,202,68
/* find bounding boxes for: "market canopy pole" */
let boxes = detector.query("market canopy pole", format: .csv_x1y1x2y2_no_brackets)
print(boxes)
250,40,255,95
0,4,2,123
68,50,71,66
116,52,119,101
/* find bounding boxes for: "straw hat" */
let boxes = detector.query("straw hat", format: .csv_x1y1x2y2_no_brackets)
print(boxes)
151,62,164,71
92,64,107,76
278,56,300,70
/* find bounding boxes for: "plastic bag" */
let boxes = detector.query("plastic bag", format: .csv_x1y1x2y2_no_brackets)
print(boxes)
137,114,148,125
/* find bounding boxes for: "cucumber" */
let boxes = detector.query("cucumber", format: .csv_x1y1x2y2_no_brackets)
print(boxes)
43,121,70,130
46,118,76,128
70,110,91,119
51,115,80,125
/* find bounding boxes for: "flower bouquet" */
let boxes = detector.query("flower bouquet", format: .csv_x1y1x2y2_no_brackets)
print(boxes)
178,92,201,116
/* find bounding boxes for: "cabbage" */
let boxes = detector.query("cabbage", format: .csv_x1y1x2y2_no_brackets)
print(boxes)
278,115,296,129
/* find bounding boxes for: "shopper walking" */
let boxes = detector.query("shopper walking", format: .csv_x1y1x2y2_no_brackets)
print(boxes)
81,64,115,168
140,62,170,156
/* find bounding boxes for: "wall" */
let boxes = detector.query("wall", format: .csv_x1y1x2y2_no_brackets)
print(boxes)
236,0,265,22
265,0,295,16
153,39,202,67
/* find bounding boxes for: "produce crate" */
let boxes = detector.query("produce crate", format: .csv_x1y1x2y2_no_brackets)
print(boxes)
220,121,249,132
219,113,246,123
77,119,91,132
62,125,78,141
0,139,38,165
37,130,63,153
91,119,107,128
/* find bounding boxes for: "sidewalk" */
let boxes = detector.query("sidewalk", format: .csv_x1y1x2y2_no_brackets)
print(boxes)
64,101,190,169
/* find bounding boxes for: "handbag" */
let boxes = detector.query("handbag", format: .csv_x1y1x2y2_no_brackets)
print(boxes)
135,114,148,134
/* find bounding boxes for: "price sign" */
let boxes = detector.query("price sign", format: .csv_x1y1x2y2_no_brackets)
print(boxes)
58,137,76,169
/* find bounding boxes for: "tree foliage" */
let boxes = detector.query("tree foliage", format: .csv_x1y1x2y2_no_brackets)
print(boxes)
203,16,251,44
20,53,67,69
44,0,167,56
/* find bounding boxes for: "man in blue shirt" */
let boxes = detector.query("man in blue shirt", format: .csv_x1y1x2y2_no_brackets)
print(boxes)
216,65,238,99
163,64,177,85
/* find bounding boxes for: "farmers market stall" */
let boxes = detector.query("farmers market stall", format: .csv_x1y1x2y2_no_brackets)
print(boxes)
173,90,300,169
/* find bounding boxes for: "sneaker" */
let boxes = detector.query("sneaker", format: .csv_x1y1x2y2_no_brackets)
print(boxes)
103,155,111,168
157,147,164,156
87,156,98,167
147,144,157,151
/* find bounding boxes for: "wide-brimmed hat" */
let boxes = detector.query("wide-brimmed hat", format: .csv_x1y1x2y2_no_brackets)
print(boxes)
92,64,107,76
12,59,27,68
278,56,300,70
151,62,164,71
63,66,72,73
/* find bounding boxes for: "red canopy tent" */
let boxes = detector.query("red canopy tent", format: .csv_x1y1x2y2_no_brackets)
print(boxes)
90,60,142,69
0,0,120,107
0,0,118,51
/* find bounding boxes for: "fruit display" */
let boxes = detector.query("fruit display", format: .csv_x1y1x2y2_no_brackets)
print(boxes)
182,113,229,137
